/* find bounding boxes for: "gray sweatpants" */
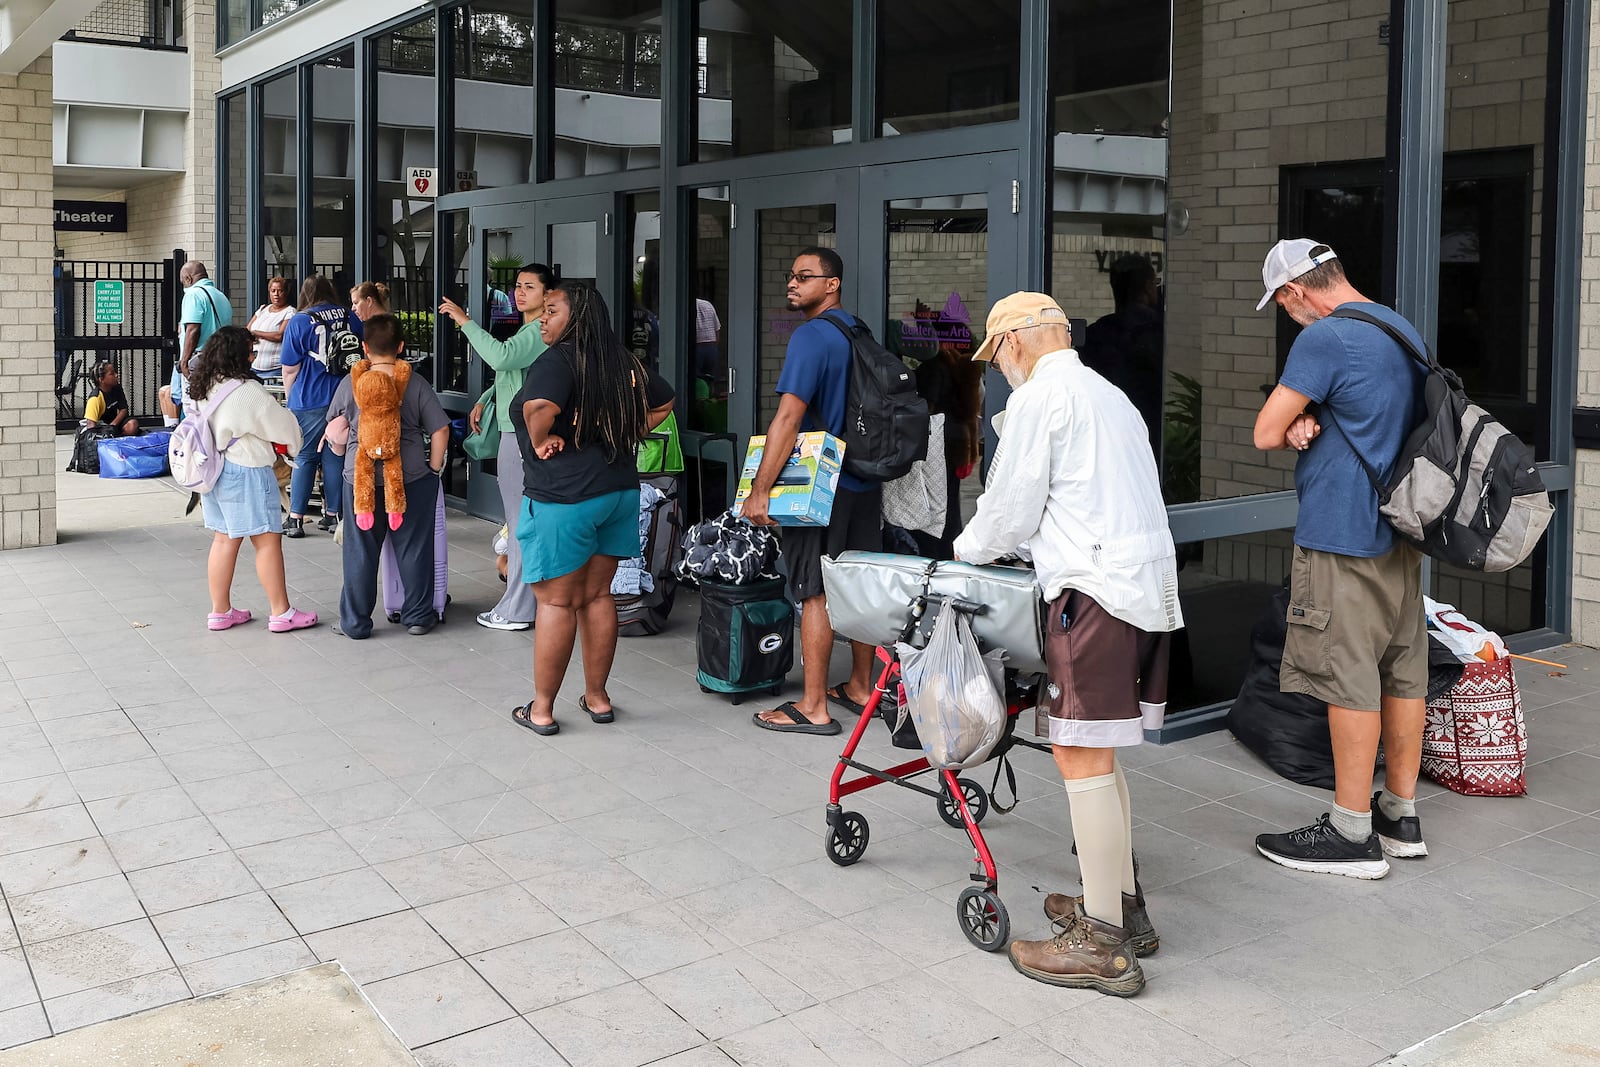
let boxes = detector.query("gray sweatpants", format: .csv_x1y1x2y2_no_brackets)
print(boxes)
489,430,538,623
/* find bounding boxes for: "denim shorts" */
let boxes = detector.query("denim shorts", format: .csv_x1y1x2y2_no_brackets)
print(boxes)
517,489,641,584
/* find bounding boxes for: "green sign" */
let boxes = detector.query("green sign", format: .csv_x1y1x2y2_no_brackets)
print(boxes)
93,280,125,325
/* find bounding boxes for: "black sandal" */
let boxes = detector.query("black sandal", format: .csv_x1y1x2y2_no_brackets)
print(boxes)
579,696,614,724
512,702,559,735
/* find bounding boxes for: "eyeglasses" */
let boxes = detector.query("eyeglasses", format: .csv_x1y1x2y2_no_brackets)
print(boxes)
784,272,836,285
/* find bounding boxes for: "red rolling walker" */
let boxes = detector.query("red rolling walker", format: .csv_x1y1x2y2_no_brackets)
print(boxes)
822,594,1048,952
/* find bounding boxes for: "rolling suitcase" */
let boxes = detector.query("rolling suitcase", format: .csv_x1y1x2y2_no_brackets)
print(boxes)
695,577,793,704
616,473,685,637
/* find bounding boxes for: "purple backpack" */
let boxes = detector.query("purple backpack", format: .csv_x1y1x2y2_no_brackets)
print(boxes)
168,379,244,493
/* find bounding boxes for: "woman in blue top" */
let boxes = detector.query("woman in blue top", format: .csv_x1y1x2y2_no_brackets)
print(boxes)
439,262,556,631
280,274,363,539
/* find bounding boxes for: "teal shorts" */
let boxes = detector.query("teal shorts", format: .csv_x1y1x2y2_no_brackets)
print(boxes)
518,489,641,584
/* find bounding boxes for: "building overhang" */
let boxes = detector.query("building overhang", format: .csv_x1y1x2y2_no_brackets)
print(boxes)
0,0,102,74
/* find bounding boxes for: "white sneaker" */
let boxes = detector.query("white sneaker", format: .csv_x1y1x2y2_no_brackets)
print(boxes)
476,611,530,632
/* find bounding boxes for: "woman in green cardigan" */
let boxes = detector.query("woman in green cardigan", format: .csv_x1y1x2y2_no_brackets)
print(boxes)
439,262,557,630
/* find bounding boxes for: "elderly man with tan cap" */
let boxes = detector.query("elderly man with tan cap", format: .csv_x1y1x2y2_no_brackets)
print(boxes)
953,291,1182,997
1250,239,1430,880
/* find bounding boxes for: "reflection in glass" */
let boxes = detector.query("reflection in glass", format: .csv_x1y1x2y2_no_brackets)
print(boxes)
884,197,989,557
260,70,298,290
453,2,537,189
553,1,663,176
756,205,837,429
879,0,1020,136
1165,0,1389,501
689,188,732,515
310,48,356,308
436,211,471,396
549,221,598,289
693,1,851,160
626,192,663,372
222,93,249,301
1049,0,1171,493
372,17,439,384
1432,544,1545,641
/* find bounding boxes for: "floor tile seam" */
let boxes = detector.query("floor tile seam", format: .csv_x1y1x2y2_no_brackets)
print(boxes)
0,885,51,1037
406,1016,575,1064
1446,851,1600,906
22,918,191,1004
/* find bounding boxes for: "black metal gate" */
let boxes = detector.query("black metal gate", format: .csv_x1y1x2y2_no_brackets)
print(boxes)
53,249,182,430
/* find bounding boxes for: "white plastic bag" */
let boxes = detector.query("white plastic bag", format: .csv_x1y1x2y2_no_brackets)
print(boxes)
896,600,1006,769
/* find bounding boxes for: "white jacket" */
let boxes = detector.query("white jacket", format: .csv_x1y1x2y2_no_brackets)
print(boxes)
953,350,1183,634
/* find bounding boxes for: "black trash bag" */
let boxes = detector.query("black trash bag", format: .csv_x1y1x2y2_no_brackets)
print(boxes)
1227,581,1468,789
66,424,118,474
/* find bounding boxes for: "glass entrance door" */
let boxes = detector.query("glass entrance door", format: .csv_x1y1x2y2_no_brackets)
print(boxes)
462,193,616,519
861,153,1021,550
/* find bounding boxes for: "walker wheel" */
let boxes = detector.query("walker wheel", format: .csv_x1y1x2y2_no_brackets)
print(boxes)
956,887,1010,951
938,778,990,829
826,811,870,867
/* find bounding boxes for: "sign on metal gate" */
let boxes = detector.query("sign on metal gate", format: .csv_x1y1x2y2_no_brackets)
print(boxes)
93,280,126,325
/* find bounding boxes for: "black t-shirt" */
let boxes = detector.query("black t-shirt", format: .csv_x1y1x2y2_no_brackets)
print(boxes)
512,341,674,504
98,384,129,423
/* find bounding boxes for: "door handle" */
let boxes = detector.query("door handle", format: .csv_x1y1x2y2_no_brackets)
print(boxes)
728,368,736,394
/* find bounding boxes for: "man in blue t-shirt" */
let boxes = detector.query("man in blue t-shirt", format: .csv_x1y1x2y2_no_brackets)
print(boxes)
742,247,880,737
1250,238,1430,882
280,274,364,537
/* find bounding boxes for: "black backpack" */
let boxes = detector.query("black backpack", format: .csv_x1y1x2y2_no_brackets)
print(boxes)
322,322,365,377
819,313,930,482
1323,307,1553,573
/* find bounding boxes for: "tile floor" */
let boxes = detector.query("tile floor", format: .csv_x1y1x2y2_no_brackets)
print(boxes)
1,503,1598,1065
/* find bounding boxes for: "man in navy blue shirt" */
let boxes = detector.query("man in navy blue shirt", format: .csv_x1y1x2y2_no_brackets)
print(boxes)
1251,239,1429,881
743,248,880,736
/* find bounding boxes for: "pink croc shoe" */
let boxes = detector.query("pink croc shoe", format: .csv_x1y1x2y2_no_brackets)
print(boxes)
268,607,318,633
207,608,252,631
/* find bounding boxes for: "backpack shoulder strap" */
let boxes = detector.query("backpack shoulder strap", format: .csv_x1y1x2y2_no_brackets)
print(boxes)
1328,306,1437,373
1315,406,1384,495
196,379,245,424
816,309,860,343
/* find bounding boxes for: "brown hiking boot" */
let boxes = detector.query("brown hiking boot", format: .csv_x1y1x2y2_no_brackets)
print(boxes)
1007,914,1145,997
1041,890,1159,957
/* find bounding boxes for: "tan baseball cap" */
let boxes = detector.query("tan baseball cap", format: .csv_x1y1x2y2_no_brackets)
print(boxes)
972,291,1070,362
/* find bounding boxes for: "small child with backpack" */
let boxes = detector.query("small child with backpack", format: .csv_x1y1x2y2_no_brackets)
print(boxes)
181,326,319,633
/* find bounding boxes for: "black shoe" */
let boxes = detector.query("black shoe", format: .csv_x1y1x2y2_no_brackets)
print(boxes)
1371,792,1428,858
317,513,339,532
406,621,435,636
331,623,369,641
1256,814,1390,880
283,517,305,539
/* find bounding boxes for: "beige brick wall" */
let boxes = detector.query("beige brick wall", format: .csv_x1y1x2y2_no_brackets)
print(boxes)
0,54,59,550
1572,0,1600,646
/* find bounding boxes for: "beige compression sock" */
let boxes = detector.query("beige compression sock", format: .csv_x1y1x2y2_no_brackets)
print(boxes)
1113,757,1136,896
1064,772,1127,927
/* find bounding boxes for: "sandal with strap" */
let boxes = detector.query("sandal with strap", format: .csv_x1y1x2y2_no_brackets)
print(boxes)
512,702,559,736
579,696,614,724
207,608,252,631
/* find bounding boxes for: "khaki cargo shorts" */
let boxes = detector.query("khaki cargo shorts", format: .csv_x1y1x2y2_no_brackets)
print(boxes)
1279,542,1427,712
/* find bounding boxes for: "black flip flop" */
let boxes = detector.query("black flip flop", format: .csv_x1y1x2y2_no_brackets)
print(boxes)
826,685,867,716
511,702,559,735
579,696,614,724
752,702,841,736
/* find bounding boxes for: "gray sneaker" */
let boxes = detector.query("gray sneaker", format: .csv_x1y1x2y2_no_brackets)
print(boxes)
476,611,530,632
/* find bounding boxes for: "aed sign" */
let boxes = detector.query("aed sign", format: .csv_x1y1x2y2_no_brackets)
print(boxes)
406,167,439,198
54,200,128,232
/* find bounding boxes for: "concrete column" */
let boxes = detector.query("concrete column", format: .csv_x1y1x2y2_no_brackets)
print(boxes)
0,52,58,550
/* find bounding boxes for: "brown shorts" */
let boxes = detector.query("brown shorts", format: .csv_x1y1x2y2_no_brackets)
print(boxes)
1280,542,1427,712
1038,589,1172,748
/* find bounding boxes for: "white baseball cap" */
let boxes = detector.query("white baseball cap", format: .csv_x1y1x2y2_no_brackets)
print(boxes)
1255,239,1338,311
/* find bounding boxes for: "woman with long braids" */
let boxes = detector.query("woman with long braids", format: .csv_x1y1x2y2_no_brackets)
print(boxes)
509,280,675,735
439,263,556,631
188,326,318,633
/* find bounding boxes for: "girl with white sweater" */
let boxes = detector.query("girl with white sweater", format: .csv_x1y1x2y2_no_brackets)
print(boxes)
189,326,318,632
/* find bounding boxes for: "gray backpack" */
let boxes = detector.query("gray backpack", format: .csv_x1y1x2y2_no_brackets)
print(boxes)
1323,307,1552,573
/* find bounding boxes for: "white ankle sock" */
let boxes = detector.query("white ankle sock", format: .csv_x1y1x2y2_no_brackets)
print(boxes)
1377,789,1415,821
1065,773,1126,926
1330,801,1372,844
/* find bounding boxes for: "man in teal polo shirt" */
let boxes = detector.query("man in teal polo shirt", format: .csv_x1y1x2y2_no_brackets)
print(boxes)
160,261,234,423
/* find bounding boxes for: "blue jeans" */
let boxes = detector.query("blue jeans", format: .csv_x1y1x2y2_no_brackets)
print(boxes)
290,407,344,517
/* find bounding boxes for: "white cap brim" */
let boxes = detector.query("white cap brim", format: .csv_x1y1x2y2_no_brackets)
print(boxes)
1255,289,1275,312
